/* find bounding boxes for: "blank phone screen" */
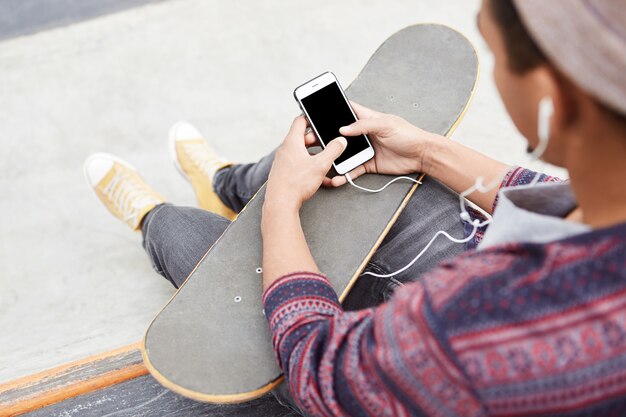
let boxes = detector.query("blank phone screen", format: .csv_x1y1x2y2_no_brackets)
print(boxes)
301,82,370,165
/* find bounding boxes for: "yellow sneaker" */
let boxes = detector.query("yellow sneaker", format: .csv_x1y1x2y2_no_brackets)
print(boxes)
168,121,236,220
84,153,165,230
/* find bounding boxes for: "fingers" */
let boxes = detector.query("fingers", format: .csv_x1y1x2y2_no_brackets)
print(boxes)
339,118,382,137
322,176,334,187
330,175,348,187
315,137,347,168
322,164,367,187
285,115,308,145
304,128,319,147
350,101,379,119
340,165,367,185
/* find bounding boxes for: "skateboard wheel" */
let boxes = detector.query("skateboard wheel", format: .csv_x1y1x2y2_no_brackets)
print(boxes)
256,267,263,274
234,296,242,303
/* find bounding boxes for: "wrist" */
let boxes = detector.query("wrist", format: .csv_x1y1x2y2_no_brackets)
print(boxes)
264,184,303,211
420,133,452,177
262,194,301,228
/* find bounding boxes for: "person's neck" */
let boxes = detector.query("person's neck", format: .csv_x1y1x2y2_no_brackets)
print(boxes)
566,122,626,229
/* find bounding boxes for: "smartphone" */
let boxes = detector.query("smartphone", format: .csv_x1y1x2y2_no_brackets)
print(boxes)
294,72,375,175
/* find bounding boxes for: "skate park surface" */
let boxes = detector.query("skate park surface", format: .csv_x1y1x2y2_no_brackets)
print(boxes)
0,0,566,383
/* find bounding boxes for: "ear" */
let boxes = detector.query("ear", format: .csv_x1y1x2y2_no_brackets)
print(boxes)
532,66,578,140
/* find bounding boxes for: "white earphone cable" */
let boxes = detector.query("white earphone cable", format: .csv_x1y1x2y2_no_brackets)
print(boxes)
528,97,554,186
344,173,422,192
345,172,496,280
360,218,487,278
343,96,553,282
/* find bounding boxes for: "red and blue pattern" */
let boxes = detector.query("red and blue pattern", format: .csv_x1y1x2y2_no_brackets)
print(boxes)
263,168,626,416
465,166,562,249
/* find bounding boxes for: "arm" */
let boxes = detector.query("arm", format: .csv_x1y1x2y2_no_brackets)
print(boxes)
261,116,484,415
335,102,510,213
261,116,346,289
262,272,484,416
260,111,565,416
427,138,509,213
261,201,316,289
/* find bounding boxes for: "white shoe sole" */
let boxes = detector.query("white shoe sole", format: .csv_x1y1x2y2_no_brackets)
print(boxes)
83,152,138,187
83,153,141,215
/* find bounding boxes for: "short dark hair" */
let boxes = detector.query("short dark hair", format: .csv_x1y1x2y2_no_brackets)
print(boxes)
489,0,626,121
488,0,547,74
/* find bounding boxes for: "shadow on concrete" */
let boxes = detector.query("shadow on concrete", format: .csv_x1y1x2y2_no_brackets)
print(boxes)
0,0,168,41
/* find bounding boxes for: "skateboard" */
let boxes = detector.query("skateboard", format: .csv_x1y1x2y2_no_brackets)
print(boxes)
143,23,479,403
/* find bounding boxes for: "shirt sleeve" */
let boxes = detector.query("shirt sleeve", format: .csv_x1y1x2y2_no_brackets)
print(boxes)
491,166,563,212
465,167,564,249
262,272,485,417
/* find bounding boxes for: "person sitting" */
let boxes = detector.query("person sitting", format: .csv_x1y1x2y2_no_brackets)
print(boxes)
84,0,626,415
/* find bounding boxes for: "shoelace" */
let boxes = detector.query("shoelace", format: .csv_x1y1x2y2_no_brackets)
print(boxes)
182,142,226,180
103,172,160,224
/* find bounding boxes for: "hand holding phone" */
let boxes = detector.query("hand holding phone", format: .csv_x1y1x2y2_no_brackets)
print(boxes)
325,101,437,187
294,72,375,175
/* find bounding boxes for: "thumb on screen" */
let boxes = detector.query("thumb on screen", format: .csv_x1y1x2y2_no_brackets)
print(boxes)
316,137,347,168
339,119,378,136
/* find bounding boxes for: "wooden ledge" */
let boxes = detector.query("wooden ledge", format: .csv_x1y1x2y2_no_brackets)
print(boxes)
0,342,147,417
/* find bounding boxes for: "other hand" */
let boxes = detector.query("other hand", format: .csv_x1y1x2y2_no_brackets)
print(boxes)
323,102,442,187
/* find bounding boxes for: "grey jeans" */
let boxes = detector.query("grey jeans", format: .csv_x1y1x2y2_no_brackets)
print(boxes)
141,150,465,412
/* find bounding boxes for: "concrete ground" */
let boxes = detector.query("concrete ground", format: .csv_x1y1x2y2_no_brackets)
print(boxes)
0,0,565,382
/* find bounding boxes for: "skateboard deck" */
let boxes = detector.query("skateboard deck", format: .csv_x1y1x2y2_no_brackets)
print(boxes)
143,23,479,403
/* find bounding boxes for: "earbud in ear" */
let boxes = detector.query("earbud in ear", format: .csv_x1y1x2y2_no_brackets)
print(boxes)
538,96,554,142
528,96,554,161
